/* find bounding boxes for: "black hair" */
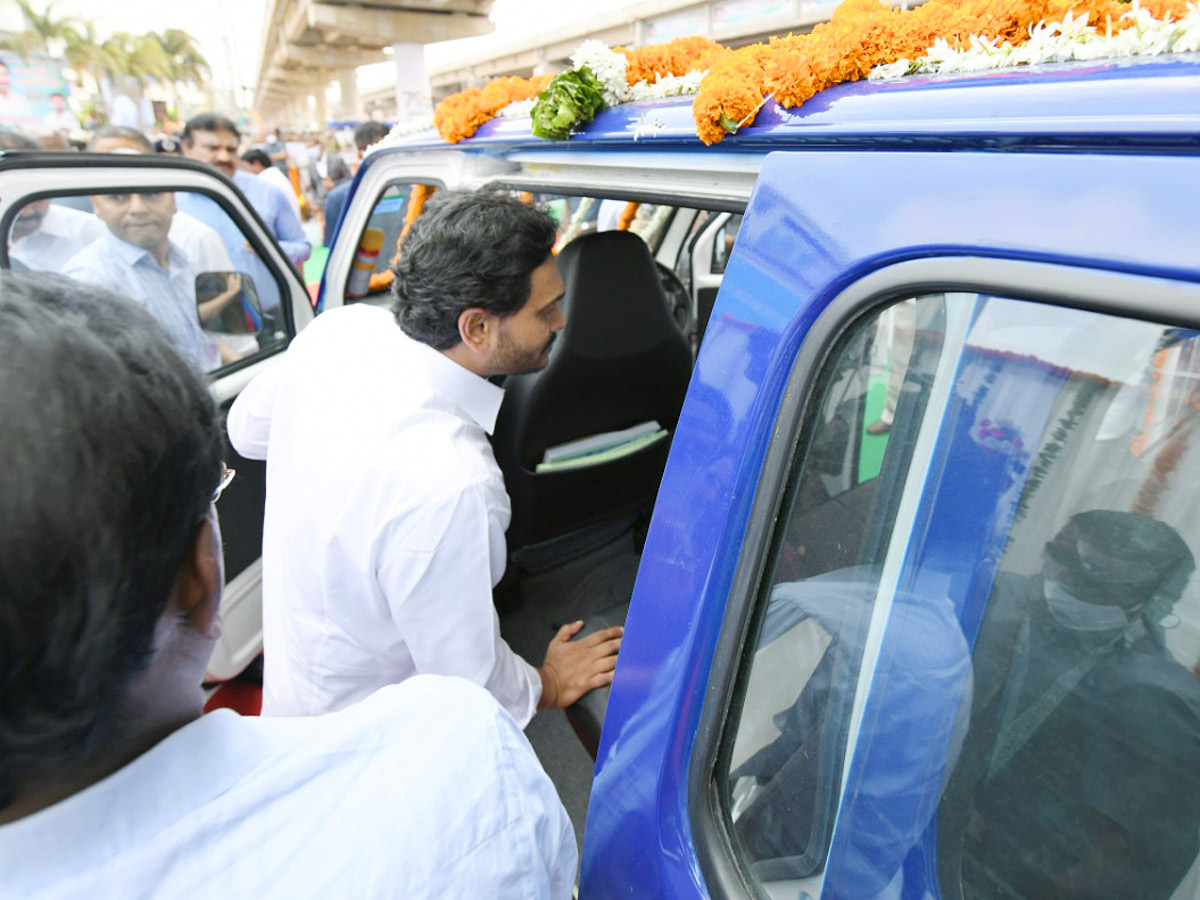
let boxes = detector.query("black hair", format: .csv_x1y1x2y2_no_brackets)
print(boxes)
0,128,40,151
0,272,222,808
353,120,390,152
241,148,271,168
392,190,557,350
87,125,152,152
182,112,240,144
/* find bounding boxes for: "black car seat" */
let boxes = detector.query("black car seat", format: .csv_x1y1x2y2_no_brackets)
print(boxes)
491,230,692,560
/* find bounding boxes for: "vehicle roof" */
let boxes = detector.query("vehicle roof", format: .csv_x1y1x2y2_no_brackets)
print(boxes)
383,54,1200,156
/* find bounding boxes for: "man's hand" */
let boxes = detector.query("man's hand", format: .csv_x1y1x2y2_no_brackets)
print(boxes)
538,621,623,710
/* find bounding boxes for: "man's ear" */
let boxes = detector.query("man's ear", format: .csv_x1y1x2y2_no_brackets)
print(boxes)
456,307,493,353
173,516,222,638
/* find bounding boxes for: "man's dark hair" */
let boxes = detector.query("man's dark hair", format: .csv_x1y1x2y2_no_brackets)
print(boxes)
241,148,271,169
182,112,241,144
0,272,223,808
0,128,40,151
392,191,557,349
87,125,152,152
354,120,390,152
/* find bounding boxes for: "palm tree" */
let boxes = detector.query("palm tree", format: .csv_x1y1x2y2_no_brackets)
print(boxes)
156,29,210,88
0,0,83,58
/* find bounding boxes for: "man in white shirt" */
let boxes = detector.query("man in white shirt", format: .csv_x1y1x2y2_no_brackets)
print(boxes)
228,191,623,724
241,147,303,222
86,126,235,274
0,274,576,899
62,189,226,371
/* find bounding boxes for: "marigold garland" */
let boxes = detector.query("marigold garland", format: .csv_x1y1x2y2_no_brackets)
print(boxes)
434,74,552,144
616,201,640,231
424,0,1195,148
693,0,1194,144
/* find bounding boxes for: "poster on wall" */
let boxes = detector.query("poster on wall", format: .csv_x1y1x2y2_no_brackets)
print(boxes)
0,52,73,133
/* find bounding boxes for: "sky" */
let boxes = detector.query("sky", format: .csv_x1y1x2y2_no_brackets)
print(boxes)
23,0,640,96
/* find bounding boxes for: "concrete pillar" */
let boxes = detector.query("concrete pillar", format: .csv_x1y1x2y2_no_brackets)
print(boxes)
337,69,361,121
391,42,432,125
314,83,328,129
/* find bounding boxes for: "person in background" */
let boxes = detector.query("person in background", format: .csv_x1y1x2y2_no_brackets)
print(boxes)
0,129,102,270
240,148,302,222
323,120,390,248
42,91,76,136
178,113,310,269
177,114,310,309
0,273,577,898
227,190,622,722
62,188,226,370
87,126,234,275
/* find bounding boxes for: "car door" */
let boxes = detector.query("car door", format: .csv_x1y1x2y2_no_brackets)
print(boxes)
581,148,1200,899
0,151,315,682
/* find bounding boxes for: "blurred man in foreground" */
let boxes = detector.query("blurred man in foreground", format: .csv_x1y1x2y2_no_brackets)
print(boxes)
0,273,577,898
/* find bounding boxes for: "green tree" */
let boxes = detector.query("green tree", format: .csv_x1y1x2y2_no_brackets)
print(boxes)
0,0,83,57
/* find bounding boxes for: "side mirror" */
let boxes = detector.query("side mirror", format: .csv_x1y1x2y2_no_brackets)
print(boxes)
195,271,265,336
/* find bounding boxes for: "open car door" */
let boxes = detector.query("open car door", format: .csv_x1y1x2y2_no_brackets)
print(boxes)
0,150,315,682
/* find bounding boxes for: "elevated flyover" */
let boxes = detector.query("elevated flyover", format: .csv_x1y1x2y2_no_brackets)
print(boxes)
254,0,495,125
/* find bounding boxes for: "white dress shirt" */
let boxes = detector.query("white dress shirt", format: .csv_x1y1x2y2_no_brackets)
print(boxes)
9,204,104,271
228,304,543,723
63,229,222,371
171,211,233,273
0,677,577,899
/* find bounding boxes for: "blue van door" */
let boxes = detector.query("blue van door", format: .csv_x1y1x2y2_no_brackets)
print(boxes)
582,147,1200,900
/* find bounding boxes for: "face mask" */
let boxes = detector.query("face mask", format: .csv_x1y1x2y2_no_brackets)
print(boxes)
1043,577,1130,632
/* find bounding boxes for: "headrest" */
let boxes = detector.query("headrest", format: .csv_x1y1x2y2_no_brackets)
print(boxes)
556,230,676,359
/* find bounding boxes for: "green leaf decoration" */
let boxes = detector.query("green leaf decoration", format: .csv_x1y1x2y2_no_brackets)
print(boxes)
531,66,608,140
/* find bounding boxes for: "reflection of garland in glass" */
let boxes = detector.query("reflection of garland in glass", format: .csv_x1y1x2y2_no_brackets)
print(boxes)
420,0,1195,147
1132,418,1195,515
1012,378,1104,524
367,184,437,294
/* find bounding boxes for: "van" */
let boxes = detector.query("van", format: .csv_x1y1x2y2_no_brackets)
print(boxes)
3,45,1199,899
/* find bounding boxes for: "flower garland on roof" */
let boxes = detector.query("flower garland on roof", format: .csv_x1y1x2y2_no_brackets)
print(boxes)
426,0,1195,147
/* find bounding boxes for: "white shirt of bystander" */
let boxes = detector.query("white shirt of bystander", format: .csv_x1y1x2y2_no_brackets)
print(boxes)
0,676,578,899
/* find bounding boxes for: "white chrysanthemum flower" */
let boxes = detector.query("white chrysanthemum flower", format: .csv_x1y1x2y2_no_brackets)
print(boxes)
368,116,436,154
869,58,912,80
497,98,536,118
628,70,706,101
571,39,631,105
868,3,1200,80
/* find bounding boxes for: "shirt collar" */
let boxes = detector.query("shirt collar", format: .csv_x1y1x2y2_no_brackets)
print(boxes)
405,331,505,435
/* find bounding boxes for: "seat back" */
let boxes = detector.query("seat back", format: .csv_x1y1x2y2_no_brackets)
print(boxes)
492,230,692,555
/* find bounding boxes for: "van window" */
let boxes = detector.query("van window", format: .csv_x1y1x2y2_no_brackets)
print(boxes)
8,191,288,374
720,291,1200,900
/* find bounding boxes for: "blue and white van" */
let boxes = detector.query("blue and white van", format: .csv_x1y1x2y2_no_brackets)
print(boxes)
4,49,1200,899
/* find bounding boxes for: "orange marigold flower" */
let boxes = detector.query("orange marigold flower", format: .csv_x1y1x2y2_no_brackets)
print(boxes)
624,36,728,86
692,43,772,145
434,74,550,144
616,201,640,231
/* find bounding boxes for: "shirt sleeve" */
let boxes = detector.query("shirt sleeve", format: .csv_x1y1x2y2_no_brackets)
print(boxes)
267,188,312,265
377,482,542,727
226,361,287,461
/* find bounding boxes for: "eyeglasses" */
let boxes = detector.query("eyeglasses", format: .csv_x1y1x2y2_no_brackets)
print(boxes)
212,464,236,503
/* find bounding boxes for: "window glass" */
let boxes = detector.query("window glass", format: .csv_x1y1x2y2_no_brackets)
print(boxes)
345,183,409,300
7,190,287,373
722,290,1200,900
712,213,742,275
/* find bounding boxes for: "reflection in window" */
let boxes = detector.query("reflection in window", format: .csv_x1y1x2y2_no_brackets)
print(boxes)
6,191,286,373
722,291,1200,900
